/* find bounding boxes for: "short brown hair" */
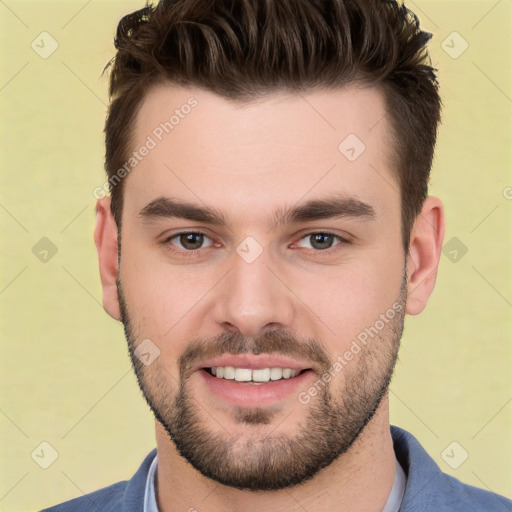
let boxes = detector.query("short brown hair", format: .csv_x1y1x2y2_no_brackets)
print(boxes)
104,0,441,251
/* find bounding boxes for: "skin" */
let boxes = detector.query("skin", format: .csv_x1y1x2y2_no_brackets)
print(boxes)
94,84,445,511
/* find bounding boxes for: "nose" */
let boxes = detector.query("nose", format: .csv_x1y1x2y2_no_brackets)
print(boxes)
213,248,295,339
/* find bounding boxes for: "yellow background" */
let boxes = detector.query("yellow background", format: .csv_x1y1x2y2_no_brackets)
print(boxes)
0,1,510,510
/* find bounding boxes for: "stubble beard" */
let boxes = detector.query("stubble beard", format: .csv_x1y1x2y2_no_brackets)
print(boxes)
118,274,406,491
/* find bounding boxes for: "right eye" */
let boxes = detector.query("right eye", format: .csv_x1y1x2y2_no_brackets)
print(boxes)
163,232,215,253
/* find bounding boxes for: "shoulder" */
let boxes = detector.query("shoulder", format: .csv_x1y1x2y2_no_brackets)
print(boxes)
434,471,512,511
391,425,511,512
39,481,127,512
39,448,157,512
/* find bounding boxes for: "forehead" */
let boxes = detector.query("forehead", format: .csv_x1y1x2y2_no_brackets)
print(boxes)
123,83,399,225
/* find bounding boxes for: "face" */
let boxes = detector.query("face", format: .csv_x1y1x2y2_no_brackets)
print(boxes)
115,84,408,490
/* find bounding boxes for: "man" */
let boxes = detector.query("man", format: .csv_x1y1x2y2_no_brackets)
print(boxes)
41,0,511,510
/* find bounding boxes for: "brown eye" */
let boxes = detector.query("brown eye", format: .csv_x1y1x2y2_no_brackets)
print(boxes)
309,233,335,250
164,232,213,252
179,233,205,250
296,232,344,251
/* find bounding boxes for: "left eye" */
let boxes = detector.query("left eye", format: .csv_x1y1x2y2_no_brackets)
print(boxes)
296,233,343,251
166,232,214,251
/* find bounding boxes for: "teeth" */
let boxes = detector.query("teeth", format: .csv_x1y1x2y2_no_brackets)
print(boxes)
223,366,235,379
270,367,283,380
282,368,292,378
234,368,252,381
210,367,300,382
253,368,270,382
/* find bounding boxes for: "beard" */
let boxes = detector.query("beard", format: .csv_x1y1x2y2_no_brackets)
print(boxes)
118,271,407,491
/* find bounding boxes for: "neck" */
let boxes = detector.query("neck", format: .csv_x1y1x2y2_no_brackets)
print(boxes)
154,395,396,512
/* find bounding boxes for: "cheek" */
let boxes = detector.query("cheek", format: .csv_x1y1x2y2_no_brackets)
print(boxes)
121,269,205,336
293,249,404,346
119,240,220,361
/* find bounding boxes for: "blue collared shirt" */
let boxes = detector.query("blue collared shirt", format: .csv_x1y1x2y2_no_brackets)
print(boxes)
40,426,512,512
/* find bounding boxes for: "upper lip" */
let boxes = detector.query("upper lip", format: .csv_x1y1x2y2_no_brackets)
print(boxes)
193,354,315,373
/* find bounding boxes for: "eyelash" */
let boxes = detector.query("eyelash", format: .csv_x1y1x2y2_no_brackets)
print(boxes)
161,231,350,256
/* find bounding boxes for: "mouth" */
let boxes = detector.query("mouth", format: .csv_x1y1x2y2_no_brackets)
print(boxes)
203,366,311,384
195,356,316,407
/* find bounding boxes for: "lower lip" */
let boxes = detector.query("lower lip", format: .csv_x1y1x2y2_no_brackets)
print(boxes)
198,369,314,407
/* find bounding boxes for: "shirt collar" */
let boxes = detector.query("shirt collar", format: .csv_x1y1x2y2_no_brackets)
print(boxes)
143,452,159,512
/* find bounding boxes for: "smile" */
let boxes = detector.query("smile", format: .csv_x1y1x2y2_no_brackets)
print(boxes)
207,366,304,383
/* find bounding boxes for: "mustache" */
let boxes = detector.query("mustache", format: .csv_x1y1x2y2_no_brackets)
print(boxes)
178,329,332,377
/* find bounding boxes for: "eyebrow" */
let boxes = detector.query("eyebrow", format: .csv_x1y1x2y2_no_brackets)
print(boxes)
138,194,376,227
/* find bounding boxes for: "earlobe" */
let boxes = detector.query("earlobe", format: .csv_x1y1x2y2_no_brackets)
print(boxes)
406,197,445,316
94,196,121,321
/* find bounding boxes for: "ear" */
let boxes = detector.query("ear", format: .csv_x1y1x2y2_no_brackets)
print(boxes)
406,196,445,315
94,196,121,321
